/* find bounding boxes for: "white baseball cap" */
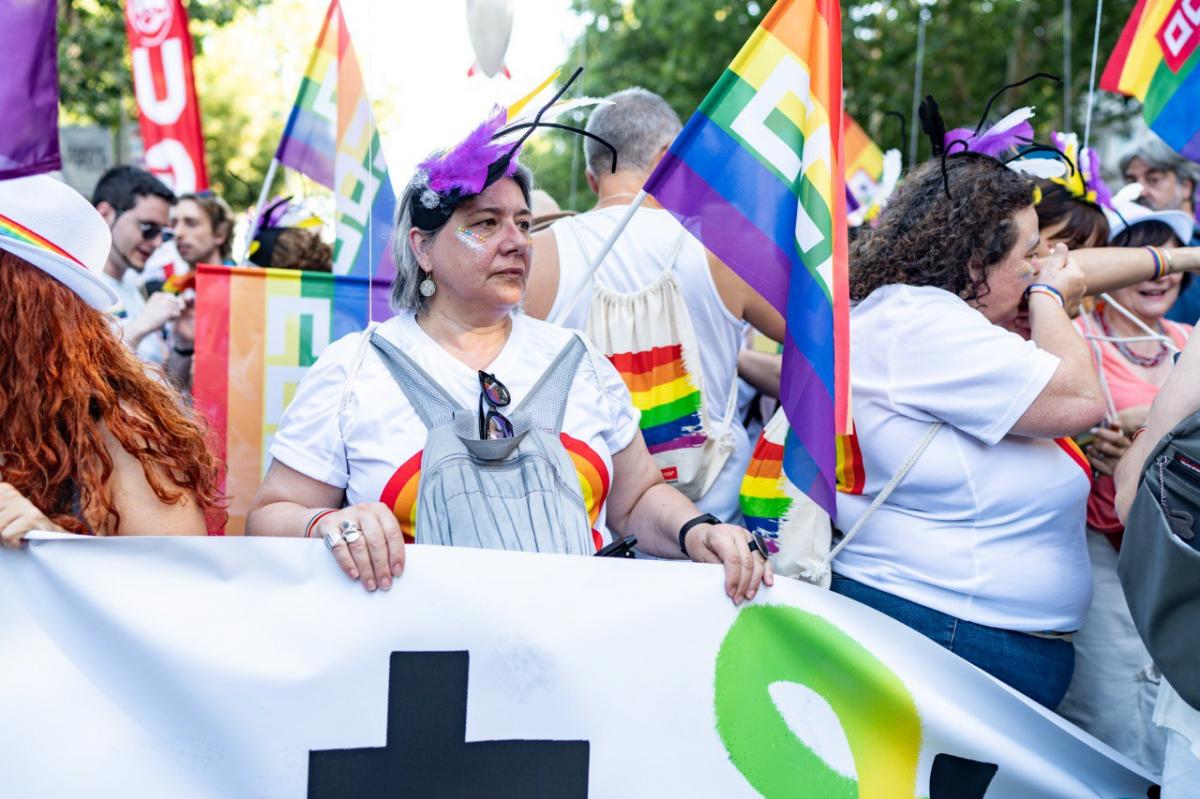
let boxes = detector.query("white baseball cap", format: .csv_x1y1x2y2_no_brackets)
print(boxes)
1104,194,1196,245
0,173,117,310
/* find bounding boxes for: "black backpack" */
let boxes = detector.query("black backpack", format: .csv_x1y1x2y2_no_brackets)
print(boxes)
1119,409,1200,711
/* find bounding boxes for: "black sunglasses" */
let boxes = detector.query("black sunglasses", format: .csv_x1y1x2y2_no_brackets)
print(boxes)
478,370,513,440
135,219,173,242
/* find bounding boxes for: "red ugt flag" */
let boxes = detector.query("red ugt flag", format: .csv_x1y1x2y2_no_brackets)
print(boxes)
124,0,209,192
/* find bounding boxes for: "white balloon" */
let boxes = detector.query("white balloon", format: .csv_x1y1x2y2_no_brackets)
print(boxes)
465,0,514,79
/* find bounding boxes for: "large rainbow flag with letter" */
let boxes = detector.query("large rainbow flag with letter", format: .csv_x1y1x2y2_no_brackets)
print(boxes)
193,264,391,533
277,0,397,284
1101,0,1200,160
644,0,850,516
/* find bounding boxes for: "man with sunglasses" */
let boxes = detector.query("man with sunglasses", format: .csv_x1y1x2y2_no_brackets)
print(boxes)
92,166,186,370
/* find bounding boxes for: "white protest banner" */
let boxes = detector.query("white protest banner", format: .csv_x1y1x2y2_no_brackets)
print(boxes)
0,536,1154,797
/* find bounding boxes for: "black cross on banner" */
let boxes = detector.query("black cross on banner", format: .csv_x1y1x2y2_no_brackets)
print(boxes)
309,651,590,797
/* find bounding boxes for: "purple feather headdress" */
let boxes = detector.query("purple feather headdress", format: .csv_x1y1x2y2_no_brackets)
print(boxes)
407,67,615,230
918,73,1070,197
418,107,520,197
944,107,1035,158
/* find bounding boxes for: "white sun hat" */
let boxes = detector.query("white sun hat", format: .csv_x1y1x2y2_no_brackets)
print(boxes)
0,173,117,310
1104,188,1196,245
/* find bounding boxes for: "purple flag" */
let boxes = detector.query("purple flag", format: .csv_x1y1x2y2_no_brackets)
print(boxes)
0,0,61,179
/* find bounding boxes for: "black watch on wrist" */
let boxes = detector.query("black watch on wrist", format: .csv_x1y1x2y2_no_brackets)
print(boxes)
679,513,722,556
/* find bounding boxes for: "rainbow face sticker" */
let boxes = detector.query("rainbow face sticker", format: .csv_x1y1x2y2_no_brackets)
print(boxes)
455,226,489,252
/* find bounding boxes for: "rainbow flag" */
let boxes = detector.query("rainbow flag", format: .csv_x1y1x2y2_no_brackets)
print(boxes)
644,0,850,517
193,264,391,533
277,0,397,283
844,114,885,210
1101,0,1200,160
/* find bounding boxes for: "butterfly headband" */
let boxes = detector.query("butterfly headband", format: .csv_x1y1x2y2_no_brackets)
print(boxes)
409,67,617,230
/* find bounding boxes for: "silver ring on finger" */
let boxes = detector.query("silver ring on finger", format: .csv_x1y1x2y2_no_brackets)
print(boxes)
323,530,345,550
747,530,770,558
340,520,363,544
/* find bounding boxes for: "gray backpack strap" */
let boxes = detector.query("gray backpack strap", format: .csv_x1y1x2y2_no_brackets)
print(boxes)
369,331,462,429
515,334,588,432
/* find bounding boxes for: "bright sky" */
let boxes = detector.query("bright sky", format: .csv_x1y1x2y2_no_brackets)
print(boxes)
344,0,584,180
228,0,584,186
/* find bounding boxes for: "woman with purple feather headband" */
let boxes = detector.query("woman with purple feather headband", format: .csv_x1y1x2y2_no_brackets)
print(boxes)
246,76,774,607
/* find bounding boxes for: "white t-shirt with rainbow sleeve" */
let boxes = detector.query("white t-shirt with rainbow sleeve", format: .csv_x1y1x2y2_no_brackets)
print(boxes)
270,312,640,548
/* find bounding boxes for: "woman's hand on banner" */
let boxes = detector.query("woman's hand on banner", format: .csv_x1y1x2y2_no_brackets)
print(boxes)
317,503,406,591
0,482,67,548
684,523,774,605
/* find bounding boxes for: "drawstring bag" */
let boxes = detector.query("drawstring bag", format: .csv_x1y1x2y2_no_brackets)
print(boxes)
567,222,739,501
740,406,940,587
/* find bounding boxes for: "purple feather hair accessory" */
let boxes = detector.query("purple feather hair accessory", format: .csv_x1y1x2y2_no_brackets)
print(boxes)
417,107,519,196
1086,147,1114,209
264,196,293,228
944,118,1034,158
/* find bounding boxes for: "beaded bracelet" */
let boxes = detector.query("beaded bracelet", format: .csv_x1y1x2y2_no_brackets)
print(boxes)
304,508,337,538
1024,283,1065,307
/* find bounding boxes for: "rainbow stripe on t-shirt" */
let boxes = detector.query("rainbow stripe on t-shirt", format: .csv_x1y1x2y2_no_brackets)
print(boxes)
378,435,611,551
1055,437,1092,479
609,344,706,454
380,450,422,542
561,433,610,551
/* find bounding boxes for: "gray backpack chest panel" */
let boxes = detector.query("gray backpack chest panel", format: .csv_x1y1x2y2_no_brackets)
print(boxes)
369,331,595,555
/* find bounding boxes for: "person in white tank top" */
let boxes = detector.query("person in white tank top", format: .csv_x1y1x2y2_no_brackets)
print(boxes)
524,88,784,523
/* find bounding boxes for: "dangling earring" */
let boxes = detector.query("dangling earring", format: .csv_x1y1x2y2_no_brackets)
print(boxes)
419,272,436,298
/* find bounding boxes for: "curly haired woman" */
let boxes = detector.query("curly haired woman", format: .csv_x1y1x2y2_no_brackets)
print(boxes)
835,153,1107,708
0,174,224,545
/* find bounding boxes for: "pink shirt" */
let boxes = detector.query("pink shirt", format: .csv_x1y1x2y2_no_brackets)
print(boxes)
1075,313,1191,534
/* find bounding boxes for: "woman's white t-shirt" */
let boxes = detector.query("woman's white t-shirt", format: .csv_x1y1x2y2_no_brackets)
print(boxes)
270,313,640,546
834,285,1094,632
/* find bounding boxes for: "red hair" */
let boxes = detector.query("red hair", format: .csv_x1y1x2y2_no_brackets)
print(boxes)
0,253,225,533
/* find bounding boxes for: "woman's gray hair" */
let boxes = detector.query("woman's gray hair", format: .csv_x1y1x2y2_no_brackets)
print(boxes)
584,87,681,175
390,163,534,314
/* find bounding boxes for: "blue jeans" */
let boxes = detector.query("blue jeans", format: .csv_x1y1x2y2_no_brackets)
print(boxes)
831,575,1075,709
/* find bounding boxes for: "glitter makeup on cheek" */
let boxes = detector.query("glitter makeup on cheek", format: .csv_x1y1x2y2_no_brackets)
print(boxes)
455,226,488,252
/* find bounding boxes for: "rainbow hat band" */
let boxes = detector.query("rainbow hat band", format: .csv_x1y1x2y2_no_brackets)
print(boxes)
0,212,88,269
0,174,116,310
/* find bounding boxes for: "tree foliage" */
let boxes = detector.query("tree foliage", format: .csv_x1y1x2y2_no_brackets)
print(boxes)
57,0,271,207
530,0,1139,210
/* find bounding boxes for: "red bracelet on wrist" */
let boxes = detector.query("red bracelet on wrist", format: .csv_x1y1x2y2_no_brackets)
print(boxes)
304,508,337,538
